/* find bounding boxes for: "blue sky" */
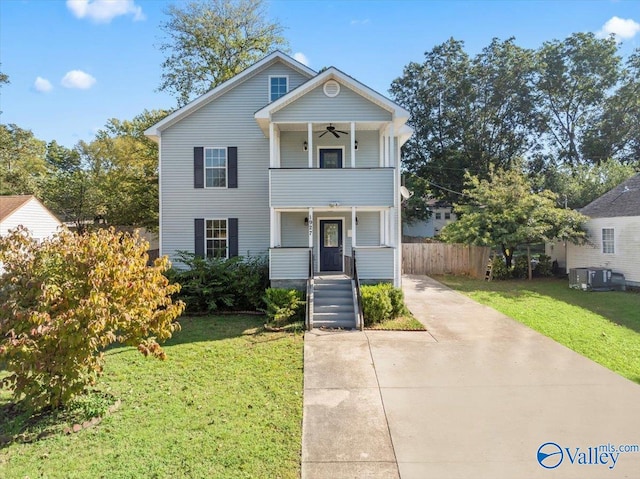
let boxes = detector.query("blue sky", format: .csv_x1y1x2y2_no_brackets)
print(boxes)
1,0,639,148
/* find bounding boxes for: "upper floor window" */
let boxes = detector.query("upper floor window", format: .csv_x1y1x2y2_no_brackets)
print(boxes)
269,76,288,102
205,148,227,188
435,212,442,220
206,219,228,258
444,212,451,220
602,228,614,254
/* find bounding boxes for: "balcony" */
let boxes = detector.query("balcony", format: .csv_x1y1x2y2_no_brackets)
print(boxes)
269,168,395,208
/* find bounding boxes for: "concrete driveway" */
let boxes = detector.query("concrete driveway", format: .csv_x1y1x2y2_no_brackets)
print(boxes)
301,275,640,478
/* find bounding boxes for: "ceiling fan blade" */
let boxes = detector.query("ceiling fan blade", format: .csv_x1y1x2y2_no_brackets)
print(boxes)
319,131,328,137
336,130,349,135
331,130,340,138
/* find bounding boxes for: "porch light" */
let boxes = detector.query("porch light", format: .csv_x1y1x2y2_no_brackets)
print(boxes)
303,141,308,151
304,217,309,225
355,140,358,150
356,217,359,225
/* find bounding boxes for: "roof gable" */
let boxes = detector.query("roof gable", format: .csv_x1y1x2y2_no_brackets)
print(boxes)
580,173,640,218
255,67,410,128
145,51,316,139
0,195,33,222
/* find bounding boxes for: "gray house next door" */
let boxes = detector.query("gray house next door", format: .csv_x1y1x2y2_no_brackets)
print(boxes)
320,220,342,271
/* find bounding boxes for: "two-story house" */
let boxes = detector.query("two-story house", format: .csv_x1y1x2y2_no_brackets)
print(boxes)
145,52,412,327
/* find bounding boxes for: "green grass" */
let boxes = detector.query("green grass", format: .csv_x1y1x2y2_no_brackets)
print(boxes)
436,275,640,384
366,315,426,331
0,316,304,479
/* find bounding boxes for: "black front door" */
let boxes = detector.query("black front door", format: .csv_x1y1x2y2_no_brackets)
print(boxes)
319,149,343,168
320,220,343,271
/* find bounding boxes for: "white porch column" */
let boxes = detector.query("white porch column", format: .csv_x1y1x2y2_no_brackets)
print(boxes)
351,206,357,248
308,207,314,248
379,211,385,246
379,130,384,167
389,125,395,167
269,123,276,168
350,122,355,168
276,211,282,247
269,208,276,247
307,122,313,168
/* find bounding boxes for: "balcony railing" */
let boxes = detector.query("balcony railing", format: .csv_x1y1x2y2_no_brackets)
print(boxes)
269,168,394,208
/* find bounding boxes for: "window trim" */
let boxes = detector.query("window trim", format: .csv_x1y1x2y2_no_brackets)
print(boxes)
602,227,615,254
268,75,289,102
205,218,229,259
204,147,228,189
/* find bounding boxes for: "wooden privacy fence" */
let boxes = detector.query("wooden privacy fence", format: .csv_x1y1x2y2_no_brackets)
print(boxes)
402,243,491,278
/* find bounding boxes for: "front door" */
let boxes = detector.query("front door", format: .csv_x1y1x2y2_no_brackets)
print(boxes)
319,148,343,168
320,220,343,271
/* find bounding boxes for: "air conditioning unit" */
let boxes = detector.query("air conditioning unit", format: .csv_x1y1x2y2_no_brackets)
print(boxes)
569,267,612,291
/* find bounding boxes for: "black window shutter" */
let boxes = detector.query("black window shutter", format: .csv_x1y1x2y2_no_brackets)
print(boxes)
194,218,205,257
228,218,238,258
194,147,204,188
228,147,238,188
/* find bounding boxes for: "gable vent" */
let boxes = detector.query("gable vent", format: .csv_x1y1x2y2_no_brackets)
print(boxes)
323,80,340,98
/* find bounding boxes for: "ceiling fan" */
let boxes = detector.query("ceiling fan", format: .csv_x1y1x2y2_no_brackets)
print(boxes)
318,124,349,138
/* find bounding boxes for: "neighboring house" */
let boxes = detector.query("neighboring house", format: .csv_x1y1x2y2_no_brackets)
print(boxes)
0,195,62,240
561,173,640,287
403,201,457,239
145,51,412,289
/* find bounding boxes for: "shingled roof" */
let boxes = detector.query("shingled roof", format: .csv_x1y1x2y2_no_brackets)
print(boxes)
0,195,34,222
580,173,640,218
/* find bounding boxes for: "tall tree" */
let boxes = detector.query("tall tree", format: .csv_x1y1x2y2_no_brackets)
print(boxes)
391,38,538,204
0,124,47,195
159,0,289,106
535,32,621,165
439,167,588,273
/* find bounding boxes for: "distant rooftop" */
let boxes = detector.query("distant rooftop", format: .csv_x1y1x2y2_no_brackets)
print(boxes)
580,174,640,218
0,195,34,222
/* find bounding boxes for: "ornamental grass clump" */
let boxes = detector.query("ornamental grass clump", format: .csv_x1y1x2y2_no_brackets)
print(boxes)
0,226,185,411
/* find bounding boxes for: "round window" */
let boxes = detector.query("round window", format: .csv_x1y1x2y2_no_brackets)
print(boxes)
323,80,340,97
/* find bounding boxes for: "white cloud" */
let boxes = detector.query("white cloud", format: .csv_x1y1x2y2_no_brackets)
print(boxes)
34,76,53,93
61,70,96,89
293,52,310,66
66,0,145,23
597,16,640,40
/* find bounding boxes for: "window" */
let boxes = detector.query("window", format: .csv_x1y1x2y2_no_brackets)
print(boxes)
206,219,228,258
269,76,288,102
602,228,614,254
435,212,442,220
444,212,451,220
205,148,226,187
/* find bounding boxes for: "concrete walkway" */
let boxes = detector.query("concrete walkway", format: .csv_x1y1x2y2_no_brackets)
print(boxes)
301,275,640,478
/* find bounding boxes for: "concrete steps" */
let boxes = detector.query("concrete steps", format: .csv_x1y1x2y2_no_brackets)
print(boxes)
312,277,357,329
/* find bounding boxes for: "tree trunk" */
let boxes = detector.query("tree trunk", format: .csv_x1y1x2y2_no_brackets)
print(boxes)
502,244,513,268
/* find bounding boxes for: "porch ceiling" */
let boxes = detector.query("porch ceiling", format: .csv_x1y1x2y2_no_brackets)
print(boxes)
273,121,388,133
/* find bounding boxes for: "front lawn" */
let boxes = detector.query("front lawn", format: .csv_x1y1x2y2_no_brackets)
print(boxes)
436,276,640,384
0,316,303,479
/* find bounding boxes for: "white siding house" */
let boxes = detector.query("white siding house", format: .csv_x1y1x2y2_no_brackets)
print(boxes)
0,195,61,240
564,174,640,286
145,52,412,287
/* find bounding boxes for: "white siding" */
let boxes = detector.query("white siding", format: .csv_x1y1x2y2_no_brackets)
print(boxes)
356,211,380,246
273,83,392,123
281,212,308,247
159,62,310,261
270,168,394,208
270,248,309,279
1,198,61,241
567,216,640,284
280,130,381,168
355,247,394,280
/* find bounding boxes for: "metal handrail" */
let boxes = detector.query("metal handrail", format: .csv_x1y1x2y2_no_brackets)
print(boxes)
306,248,314,331
353,250,364,331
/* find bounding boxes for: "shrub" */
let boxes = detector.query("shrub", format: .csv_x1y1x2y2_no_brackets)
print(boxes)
512,255,530,279
360,283,408,326
534,254,553,277
0,227,184,411
491,256,510,280
262,288,305,327
167,252,269,314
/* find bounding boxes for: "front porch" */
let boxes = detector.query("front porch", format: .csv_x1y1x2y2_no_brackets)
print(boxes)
269,208,398,285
